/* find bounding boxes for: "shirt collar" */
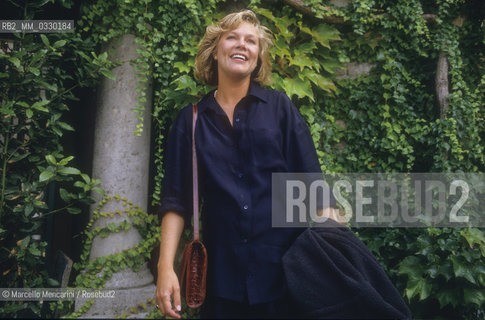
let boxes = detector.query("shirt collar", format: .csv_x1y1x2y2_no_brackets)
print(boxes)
197,82,268,114
247,82,269,103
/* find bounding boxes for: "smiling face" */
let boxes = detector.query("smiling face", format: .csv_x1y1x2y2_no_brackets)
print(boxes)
215,21,260,83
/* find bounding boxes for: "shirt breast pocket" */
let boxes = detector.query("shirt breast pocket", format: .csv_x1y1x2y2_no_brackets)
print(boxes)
248,126,286,170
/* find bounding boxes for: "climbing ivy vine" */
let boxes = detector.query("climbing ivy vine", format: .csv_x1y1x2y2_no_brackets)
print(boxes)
326,1,485,319
56,195,160,318
1,0,484,319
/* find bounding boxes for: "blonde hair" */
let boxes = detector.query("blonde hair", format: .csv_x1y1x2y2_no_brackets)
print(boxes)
194,10,273,86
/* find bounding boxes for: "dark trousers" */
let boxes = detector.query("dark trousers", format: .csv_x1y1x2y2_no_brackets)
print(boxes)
200,294,290,319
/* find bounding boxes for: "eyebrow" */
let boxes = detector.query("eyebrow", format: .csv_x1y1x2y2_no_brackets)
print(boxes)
227,30,258,39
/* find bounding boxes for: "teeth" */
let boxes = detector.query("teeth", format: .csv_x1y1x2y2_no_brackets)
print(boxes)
231,54,247,60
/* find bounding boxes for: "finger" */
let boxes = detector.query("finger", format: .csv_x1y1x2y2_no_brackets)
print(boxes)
158,303,165,315
319,207,347,225
334,208,350,225
155,293,165,314
162,293,180,319
173,285,182,314
155,303,163,314
317,207,335,221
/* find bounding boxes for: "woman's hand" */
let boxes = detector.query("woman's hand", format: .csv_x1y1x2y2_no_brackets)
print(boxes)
318,207,348,225
156,267,182,319
156,212,185,318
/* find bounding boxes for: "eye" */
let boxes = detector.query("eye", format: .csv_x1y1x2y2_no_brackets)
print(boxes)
247,38,257,44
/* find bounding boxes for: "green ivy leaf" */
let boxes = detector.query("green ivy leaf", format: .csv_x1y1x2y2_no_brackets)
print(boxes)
40,34,50,47
9,56,21,69
67,207,82,214
74,181,84,188
29,247,42,256
39,170,55,182
451,255,476,284
58,156,74,166
16,101,30,108
173,74,197,95
53,40,67,48
463,288,485,307
299,22,340,49
52,127,63,136
36,80,58,92
174,61,190,73
273,37,291,58
29,67,40,76
58,167,81,175
460,228,485,257
283,77,314,101
22,204,34,217
80,173,91,184
57,121,75,131
45,155,57,165
20,235,31,249
289,53,317,71
405,277,432,301
100,68,115,80
92,187,104,195
301,69,336,93
31,100,50,112
398,256,424,276
59,188,71,202
47,278,60,287
300,105,315,124
436,289,459,308
254,7,277,24
296,42,316,54
33,200,46,208
107,223,117,232
9,152,30,163
1,303,26,313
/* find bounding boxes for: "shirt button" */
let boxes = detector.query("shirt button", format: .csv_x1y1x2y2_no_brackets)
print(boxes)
238,173,244,178
243,204,249,210
243,238,248,243
235,118,241,123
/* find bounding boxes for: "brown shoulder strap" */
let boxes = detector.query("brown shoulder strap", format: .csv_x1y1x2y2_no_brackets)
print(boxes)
192,104,199,241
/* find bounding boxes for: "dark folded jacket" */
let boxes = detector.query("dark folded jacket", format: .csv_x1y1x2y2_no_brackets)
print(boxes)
282,219,412,319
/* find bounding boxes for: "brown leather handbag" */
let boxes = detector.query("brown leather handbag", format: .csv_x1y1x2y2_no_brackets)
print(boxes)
180,104,208,309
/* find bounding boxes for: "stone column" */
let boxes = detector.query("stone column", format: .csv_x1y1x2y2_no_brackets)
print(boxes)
75,34,155,318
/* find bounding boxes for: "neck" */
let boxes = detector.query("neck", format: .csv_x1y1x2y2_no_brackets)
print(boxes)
216,75,251,108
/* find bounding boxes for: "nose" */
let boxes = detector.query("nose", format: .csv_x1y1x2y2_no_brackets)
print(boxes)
236,39,246,49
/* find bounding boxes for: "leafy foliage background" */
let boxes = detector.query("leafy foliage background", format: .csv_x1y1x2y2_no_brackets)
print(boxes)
0,0,484,318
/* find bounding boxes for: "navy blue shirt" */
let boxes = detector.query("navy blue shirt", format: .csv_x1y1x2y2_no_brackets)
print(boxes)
159,82,329,304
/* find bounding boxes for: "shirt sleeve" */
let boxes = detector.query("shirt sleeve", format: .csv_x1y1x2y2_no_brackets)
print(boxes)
280,93,337,208
158,106,194,224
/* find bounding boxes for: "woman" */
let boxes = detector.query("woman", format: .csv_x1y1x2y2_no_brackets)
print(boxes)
155,9,337,319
